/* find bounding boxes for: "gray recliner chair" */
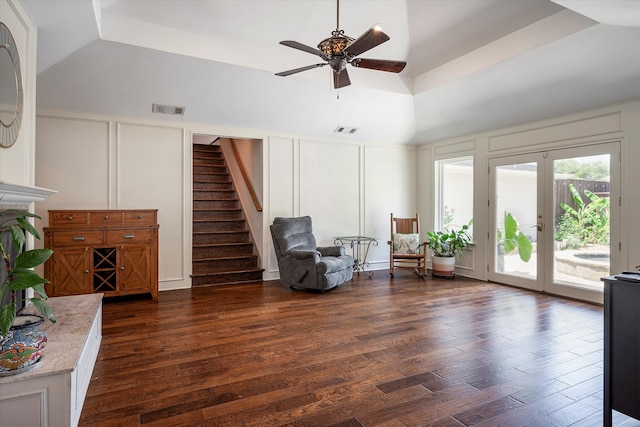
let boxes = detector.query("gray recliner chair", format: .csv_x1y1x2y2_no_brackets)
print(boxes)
270,216,354,291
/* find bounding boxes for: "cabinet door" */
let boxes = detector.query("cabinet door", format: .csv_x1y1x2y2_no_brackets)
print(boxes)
119,245,151,292
51,247,91,296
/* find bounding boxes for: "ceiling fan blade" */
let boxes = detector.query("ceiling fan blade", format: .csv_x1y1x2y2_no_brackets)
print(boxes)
333,68,351,89
280,40,327,59
345,27,390,57
351,58,406,73
276,63,326,77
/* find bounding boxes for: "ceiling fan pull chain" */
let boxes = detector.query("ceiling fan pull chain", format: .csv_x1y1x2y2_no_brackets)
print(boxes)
336,0,340,31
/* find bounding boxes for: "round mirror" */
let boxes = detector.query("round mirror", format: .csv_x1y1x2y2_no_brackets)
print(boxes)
0,22,23,148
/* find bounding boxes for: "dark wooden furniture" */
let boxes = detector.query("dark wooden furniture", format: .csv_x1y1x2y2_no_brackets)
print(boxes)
603,275,640,426
44,209,158,301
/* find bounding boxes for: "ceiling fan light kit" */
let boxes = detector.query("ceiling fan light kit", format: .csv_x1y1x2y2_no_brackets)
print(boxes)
276,0,406,89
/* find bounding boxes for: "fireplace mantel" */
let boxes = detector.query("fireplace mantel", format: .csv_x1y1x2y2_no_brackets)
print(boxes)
0,181,57,206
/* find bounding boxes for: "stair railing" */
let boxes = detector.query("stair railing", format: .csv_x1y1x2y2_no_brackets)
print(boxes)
230,139,263,212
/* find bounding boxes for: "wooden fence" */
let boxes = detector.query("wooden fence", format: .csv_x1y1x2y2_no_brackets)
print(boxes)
554,179,610,222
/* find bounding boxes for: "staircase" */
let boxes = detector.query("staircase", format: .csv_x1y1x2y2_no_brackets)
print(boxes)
192,144,263,286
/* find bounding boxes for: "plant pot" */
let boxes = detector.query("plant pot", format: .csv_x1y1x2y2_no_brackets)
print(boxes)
432,255,456,278
0,315,48,376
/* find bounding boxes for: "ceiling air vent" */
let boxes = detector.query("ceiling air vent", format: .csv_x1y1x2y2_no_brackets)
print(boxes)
152,103,185,115
334,126,357,134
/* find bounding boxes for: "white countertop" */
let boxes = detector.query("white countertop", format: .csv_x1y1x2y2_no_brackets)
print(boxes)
0,293,103,384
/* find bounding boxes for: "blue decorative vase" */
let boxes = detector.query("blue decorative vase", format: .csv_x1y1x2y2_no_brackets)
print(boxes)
0,315,48,375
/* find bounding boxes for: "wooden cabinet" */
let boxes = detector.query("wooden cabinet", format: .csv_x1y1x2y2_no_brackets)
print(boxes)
44,210,158,301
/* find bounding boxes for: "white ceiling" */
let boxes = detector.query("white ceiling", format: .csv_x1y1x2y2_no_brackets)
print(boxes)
22,0,640,144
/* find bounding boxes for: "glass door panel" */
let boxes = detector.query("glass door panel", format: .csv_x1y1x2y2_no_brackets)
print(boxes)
545,143,620,303
489,154,544,291
553,154,610,288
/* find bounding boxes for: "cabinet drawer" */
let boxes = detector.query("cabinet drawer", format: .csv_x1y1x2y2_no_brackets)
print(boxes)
52,231,104,246
50,211,89,226
90,211,123,225
106,229,151,244
124,211,156,225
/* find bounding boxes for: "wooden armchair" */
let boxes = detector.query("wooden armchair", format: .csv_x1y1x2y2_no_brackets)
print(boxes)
387,213,427,278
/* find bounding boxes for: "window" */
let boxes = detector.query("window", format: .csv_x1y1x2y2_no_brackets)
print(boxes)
435,156,474,237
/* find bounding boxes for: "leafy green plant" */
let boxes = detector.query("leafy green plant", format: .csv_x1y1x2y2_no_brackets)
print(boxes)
426,224,471,257
0,208,55,337
497,212,532,262
556,183,609,247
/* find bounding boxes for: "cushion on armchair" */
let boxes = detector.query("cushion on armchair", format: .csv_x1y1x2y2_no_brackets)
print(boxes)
316,255,351,274
393,233,420,254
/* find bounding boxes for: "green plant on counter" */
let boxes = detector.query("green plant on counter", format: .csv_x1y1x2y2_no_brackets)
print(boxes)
0,208,56,337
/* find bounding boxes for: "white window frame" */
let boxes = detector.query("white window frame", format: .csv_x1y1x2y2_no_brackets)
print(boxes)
434,155,474,237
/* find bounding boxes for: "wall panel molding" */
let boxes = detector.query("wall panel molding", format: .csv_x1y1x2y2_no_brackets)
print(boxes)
434,139,476,158
488,111,622,153
116,122,187,289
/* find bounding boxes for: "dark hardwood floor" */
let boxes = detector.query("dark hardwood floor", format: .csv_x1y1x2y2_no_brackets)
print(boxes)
79,272,634,426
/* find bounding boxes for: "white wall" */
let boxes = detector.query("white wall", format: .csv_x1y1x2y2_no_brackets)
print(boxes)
364,145,418,270
418,100,640,280
263,137,417,280
219,138,263,264
35,111,191,290
35,111,417,288
0,0,36,186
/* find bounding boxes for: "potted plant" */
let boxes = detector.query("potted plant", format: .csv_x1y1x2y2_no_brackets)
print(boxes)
0,208,55,374
426,224,471,278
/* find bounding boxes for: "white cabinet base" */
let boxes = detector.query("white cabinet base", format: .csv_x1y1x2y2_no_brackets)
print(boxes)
0,294,103,427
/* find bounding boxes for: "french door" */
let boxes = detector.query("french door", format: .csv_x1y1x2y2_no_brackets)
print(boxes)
488,142,620,303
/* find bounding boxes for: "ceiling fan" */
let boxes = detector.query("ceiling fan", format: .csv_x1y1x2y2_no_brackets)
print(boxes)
275,0,407,89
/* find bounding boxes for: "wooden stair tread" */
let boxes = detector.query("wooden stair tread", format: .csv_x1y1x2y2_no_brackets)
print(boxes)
193,207,240,210
193,230,248,234
193,255,257,262
194,171,228,175
193,242,252,247
193,191,237,194
191,267,264,276
193,218,245,222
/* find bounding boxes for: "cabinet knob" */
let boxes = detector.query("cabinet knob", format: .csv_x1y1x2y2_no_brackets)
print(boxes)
67,215,73,220
137,215,142,219
104,215,109,219
84,269,89,274
120,267,125,270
